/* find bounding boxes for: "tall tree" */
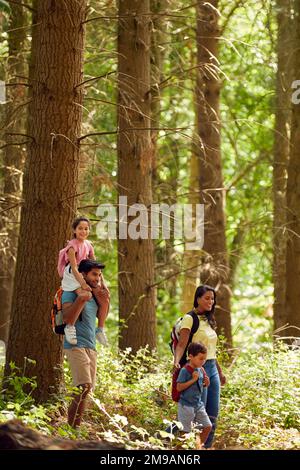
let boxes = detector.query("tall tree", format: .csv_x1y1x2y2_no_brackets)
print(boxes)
5,0,87,401
0,1,27,346
196,0,232,345
181,109,201,313
285,0,300,340
118,0,156,352
150,0,167,181
273,0,292,336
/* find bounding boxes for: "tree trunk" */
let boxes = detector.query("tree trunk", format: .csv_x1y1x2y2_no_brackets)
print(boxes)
150,0,167,181
5,0,87,402
285,0,300,340
273,0,292,337
196,1,232,346
118,0,156,353
0,1,27,346
181,115,201,314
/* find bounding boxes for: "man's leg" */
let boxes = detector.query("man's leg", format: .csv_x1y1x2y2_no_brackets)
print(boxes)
64,348,96,428
68,383,92,428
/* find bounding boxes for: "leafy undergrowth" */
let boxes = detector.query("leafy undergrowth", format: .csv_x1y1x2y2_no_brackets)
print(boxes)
0,343,299,450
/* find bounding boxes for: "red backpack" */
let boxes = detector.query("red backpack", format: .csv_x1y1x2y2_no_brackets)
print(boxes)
172,364,207,402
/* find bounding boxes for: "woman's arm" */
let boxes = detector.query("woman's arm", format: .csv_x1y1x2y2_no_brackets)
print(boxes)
216,359,226,386
67,248,91,291
174,328,190,368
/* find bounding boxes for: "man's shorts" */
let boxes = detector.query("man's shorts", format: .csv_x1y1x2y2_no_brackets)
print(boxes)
64,347,97,390
178,402,212,433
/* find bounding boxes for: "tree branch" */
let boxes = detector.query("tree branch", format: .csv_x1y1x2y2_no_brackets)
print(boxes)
74,71,116,89
4,82,31,88
5,0,35,13
0,140,29,150
4,132,35,141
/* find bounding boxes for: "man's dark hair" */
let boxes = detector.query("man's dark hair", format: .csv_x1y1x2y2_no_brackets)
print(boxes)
187,342,207,357
78,259,105,274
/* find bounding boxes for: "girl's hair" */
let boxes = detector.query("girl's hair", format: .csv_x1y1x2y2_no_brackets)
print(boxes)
193,285,217,330
72,216,91,238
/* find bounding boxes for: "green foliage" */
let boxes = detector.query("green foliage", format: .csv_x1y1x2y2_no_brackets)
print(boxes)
1,344,299,449
0,1,10,14
0,361,52,433
218,342,300,449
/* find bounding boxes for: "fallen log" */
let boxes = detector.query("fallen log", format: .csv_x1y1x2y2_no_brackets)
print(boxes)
0,419,125,450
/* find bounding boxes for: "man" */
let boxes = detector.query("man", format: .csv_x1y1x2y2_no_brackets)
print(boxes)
62,259,110,427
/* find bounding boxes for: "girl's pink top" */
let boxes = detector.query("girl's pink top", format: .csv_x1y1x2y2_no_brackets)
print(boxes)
57,238,95,277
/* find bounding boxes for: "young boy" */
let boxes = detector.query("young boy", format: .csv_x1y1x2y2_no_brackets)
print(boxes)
176,342,212,448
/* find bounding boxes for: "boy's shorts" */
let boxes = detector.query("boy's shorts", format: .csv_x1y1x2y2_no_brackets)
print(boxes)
178,402,211,433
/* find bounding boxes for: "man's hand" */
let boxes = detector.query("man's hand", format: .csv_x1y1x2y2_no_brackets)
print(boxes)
91,284,110,306
81,282,92,292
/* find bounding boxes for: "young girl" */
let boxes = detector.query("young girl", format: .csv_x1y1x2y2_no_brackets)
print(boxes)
57,216,110,346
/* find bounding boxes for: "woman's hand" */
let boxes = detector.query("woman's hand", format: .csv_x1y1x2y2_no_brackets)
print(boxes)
202,371,210,387
219,372,226,386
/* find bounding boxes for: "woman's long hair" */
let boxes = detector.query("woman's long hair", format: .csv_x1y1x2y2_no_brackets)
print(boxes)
193,285,217,330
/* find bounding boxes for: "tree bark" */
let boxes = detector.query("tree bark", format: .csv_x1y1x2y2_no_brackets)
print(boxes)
196,0,232,346
181,115,201,314
273,0,292,337
5,0,87,402
0,1,27,346
118,0,156,353
150,0,167,181
285,0,300,340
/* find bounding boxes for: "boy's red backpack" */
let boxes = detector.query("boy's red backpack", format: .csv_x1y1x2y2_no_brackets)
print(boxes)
172,364,208,402
50,287,66,335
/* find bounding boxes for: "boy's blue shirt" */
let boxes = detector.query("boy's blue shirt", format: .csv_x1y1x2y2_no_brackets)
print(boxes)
62,291,97,350
177,366,204,408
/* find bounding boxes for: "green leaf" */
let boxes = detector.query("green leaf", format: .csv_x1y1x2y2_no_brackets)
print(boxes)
0,0,11,14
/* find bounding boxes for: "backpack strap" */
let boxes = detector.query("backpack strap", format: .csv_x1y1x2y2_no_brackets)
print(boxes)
189,310,200,338
184,364,202,393
179,310,200,367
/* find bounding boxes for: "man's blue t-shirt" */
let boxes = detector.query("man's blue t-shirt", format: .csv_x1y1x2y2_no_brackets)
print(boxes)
62,291,97,350
177,366,204,408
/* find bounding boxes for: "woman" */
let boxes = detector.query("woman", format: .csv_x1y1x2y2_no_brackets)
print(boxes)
174,285,226,448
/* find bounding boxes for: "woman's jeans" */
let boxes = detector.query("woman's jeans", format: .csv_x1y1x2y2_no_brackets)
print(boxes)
201,359,220,448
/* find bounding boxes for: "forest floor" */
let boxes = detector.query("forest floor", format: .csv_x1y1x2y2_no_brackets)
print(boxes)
1,343,299,451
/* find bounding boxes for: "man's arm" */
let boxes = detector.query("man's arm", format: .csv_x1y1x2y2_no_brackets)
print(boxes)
62,291,92,324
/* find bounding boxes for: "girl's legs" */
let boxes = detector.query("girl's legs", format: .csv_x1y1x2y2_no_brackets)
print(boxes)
65,289,89,345
92,285,110,346
68,288,88,324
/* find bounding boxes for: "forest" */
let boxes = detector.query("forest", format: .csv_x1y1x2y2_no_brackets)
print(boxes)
0,0,299,453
